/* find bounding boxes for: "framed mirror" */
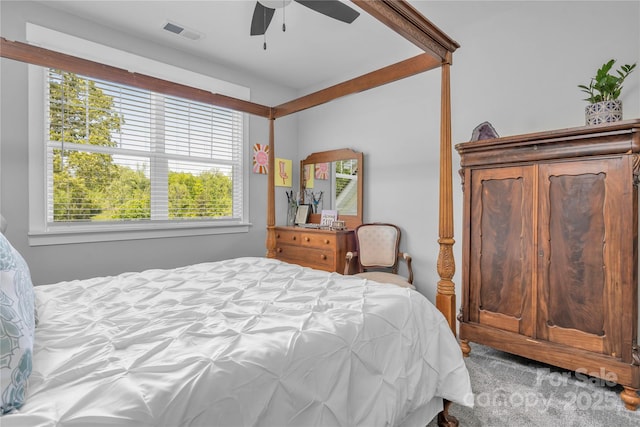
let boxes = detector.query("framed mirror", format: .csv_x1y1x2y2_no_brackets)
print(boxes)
300,148,363,229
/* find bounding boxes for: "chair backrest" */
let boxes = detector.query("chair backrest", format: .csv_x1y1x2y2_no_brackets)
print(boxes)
354,223,401,272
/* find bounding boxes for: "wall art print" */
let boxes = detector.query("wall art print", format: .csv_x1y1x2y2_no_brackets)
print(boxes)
252,144,269,174
275,158,292,187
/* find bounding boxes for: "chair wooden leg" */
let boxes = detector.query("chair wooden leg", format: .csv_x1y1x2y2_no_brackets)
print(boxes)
436,399,459,427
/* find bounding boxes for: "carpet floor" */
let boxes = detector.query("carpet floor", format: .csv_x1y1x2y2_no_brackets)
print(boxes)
427,343,640,426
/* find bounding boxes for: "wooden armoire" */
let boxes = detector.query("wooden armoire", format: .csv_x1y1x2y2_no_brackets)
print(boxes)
456,119,640,410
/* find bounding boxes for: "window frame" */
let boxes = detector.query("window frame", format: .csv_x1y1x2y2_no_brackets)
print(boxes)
27,24,251,246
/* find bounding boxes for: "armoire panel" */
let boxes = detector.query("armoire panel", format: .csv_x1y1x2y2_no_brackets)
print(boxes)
469,167,534,335
537,158,625,356
546,172,606,335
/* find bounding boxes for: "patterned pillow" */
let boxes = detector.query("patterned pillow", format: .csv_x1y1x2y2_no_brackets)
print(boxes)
0,233,35,414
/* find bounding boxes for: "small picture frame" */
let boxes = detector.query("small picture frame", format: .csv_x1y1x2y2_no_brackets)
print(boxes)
320,209,338,227
331,220,346,231
295,205,310,225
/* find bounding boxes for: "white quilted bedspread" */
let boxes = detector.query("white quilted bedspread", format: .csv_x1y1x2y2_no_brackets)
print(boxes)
5,257,472,426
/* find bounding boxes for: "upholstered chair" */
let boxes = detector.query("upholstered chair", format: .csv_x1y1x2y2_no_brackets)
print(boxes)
344,223,414,288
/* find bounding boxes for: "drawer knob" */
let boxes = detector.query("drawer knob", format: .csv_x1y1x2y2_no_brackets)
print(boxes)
292,236,296,241
276,233,280,238
324,239,330,244
320,254,327,260
305,237,310,242
277,248,282,253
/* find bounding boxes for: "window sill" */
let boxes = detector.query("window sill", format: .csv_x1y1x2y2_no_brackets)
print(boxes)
28,221,252,246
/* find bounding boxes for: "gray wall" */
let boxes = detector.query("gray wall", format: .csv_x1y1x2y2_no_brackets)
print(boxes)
297,1,640,302
0,0,299,284
1,0,639,310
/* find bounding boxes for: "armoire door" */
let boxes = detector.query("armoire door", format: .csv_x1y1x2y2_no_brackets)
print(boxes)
468,165,535,336
537,157,630,358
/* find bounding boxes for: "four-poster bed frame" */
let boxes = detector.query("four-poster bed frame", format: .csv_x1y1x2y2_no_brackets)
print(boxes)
1,1,460,336
1,1,461,422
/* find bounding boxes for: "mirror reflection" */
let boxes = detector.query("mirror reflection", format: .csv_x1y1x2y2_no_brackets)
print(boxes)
302,160,358,215
300,149,363,228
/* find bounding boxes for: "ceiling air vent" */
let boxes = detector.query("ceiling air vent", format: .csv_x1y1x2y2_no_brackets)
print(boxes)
162,21,202,41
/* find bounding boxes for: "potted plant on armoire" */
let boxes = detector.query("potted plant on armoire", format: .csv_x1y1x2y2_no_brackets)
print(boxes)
578,59,636,125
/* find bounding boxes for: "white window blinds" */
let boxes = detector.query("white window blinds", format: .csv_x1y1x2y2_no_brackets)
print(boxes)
46,69,244,224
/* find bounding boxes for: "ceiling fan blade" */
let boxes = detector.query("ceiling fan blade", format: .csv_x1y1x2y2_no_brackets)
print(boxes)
250,2,276,36
294,0,360,24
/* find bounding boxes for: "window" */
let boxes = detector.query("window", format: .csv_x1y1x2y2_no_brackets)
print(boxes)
27,24,251,245
46,69,243,224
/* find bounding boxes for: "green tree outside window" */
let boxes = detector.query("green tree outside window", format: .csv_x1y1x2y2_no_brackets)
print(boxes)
48,70,234,222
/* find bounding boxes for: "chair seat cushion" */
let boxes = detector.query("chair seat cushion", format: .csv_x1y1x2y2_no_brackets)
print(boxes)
355,272,414,289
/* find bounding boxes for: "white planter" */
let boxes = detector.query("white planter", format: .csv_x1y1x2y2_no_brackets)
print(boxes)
585,100,623,125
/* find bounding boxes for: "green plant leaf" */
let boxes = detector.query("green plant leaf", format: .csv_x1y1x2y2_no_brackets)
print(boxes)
579,59,636,103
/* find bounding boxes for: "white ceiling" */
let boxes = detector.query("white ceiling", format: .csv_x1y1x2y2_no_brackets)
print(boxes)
39,0,426,91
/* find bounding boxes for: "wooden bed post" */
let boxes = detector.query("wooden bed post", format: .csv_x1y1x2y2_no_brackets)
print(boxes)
265,115,277,258
436,53,457,337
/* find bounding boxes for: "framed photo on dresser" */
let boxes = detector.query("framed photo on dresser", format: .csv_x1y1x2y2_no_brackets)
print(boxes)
295,205,310,225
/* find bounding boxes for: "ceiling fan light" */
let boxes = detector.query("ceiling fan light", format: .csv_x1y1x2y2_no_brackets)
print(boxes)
259,0,292,9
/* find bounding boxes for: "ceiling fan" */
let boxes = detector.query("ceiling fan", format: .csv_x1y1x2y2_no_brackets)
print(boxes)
250,0,360,37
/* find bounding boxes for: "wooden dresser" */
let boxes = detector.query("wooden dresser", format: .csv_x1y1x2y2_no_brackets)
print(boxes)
456,119,640,410
273,226,355,273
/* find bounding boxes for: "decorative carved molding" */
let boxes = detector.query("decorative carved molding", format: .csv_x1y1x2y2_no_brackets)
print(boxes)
632,340,640,366
458,169,465,189
632,154,640,186
437,239,456,295
352,0,459,62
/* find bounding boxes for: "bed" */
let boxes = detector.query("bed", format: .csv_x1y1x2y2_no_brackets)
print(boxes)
2,246,472,426
1,1,469,425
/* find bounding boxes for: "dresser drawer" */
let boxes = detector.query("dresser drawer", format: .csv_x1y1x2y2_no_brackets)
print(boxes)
275,229,337,249
275,229,301,244
276,245,334,271
299,232,336,249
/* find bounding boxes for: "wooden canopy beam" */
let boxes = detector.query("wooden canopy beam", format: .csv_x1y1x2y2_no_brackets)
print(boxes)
1,1,458,120
352,0,459,62
0,37,272,118
272,53,441,118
